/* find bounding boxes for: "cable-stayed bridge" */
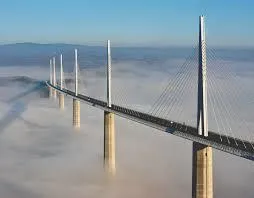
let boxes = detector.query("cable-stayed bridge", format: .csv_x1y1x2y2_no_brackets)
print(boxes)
47,82,254,160
46,16,253,198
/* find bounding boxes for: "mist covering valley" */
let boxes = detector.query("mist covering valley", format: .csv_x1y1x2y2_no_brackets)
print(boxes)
0,43,253,198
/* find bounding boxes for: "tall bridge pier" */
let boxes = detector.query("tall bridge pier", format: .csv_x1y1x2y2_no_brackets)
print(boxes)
192,15,213,198
73,99,80,128
59,54,65,110
104,111,115,174
193,143,213,198
104,40,116,174
59,91,65,109
73,49,80,128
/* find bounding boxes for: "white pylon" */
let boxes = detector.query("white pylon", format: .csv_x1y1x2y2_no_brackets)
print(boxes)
49,59,53,98
50,59,52,84
52,57,57,98
197,15,208,137
75,49,78,96
53,57,56,86
60,54,63,90
59,54,65,110
107,40,112,107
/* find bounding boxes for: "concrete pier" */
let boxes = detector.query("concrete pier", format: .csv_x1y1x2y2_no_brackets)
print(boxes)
104,111,116,174
49,87,52,98
52,89,57,99
49,86,53,98
59,93,64,110
73,99,80,128
192,142,213,198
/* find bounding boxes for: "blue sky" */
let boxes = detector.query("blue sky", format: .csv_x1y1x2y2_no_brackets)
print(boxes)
0,0,253,47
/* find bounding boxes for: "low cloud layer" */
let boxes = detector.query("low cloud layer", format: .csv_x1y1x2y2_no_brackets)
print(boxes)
0,50,253,198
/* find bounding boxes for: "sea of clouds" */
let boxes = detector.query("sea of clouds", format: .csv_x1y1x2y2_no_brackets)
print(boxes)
0,47,253,198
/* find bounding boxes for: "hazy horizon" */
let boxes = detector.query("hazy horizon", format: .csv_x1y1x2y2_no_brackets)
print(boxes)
0,43,253,68
1,42,254,49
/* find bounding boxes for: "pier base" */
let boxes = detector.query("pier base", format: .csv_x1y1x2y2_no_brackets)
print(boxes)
52,89,57,99
104,111,116,175
192,142,213,198
73,99,80,128
49,87,52,98
59,93,64,110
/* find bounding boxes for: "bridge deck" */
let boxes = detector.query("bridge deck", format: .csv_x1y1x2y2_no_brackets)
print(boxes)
47,82,254,161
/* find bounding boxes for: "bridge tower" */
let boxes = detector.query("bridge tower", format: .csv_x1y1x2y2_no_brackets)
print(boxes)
49,59,53,98
192,15,213,198
104,40,116,175
59,54,65,110
73,49,80,128
52,57,57,99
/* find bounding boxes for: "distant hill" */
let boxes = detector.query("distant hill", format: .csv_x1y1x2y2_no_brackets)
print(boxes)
0,43,194,67
0,43,106,67
0,43,253,67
